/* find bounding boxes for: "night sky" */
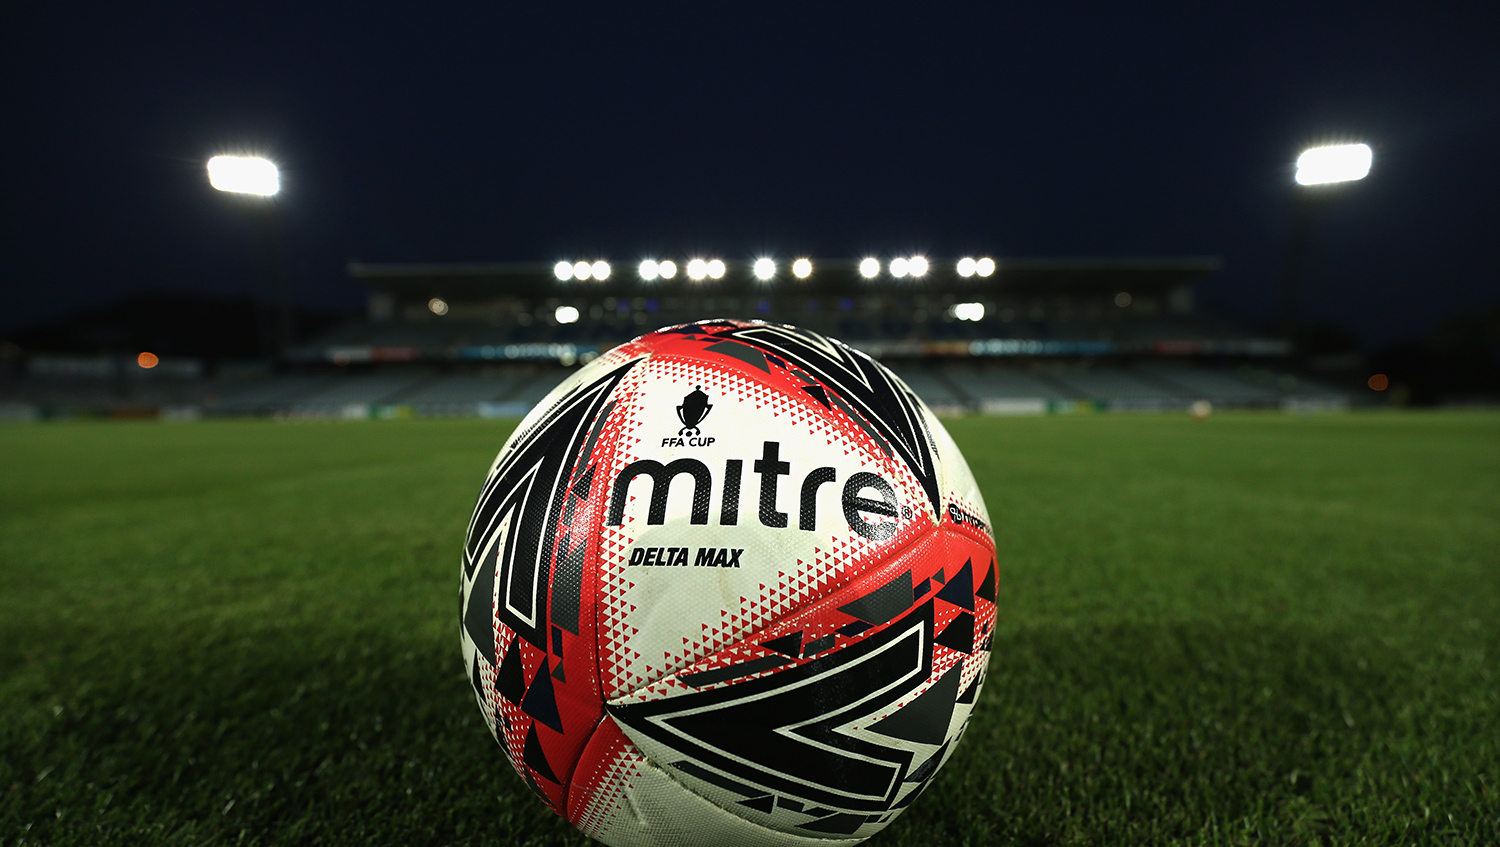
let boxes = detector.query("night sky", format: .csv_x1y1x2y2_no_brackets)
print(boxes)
4,3,1497,348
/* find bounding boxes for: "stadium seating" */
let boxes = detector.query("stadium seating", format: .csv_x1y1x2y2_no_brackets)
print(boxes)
3,358,1362,418
1043,370,1183,408
940,364,1071,402
286,373,431,409
5,261,1368,417
1141,366,1281,405
397,373,522,405
216,375,340,413
882,364,966,410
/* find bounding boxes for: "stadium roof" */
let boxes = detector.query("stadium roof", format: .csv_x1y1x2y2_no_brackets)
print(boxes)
349,257,1220,300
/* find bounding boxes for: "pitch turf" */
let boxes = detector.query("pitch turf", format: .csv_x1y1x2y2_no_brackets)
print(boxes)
2,412,1496,845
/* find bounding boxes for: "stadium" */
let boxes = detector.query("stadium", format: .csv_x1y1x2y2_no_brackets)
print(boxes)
5,5,1498,845
3,256,1494,845
1,255,1363,421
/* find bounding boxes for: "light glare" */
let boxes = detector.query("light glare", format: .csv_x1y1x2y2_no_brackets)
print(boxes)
707,259,726,279
859,257,880,278
753,258,775,280
975,257,996,277
889,257,909,278
573,261,592,281
687,259,709,281
638,259,659,281
956,257,977,277
591,260,611,280
555,305,580,324
207,156,279,196
658,260,678,279
1295,143,1372,185
953,302,985,322
554,261,574,281
792,258,812,279
909,256,928,277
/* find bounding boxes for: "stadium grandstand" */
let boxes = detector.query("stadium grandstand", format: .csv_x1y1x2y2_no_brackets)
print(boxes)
0,256,1362,420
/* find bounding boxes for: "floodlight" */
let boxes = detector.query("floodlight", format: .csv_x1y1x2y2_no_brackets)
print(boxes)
889,257,909,278
859,257,881,278
573,261,593,281
687,259,709,281
952,302,985,322
1295,143,1372,186
908,256,928,277
555,305,580,324
792,258,812,279
639,259,659,281
707,259,726,279
591,260,610,280
428,297,449,316
956,257,977,278
207,156,279,196
975,257,996,277
554,261,575,281
753,258,775,280
658,260,678,279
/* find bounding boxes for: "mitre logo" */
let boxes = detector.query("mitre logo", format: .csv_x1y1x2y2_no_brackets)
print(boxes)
608,440,902,541
664,386,715,447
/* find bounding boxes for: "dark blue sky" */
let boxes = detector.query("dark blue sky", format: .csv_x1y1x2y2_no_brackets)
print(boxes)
3,2,1497,347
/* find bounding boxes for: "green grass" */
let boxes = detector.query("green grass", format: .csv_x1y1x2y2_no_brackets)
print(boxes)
2,412,1496,845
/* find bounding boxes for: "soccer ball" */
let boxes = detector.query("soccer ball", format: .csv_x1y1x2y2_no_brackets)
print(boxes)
460,320,997,846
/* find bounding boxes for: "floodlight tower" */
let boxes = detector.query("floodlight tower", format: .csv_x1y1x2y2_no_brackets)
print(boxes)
1279,143,1372,350
208,155,291,360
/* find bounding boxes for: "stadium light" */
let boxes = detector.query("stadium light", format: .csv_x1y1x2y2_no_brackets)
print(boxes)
639,259,659,281
658,260,678,279
707,259,726,279
687,259,709,281
975,257,996,277
956,257,977,278
554,261,575,281
792,258,812,279
555,305,580,324
952,302,985,322
591,260,611,281
207,156,279,196
908,256,928,277
889,257,909,278
1295,143,1372,186
1282,145,1370,340
753,258,776,280
572,261,592,281
859,257,880,279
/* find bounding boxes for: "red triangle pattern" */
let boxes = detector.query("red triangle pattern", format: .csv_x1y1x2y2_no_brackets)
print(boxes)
476,653,499,739
487,627,535,781
573,745,636,836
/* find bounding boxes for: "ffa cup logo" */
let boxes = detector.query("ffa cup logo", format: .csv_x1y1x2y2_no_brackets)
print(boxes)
664,387,715,447
676,387,712,436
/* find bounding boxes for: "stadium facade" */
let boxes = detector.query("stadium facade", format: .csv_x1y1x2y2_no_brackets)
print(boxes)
0,257,1361,420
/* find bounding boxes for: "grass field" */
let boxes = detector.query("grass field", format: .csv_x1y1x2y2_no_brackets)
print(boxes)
2,412,1496,846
